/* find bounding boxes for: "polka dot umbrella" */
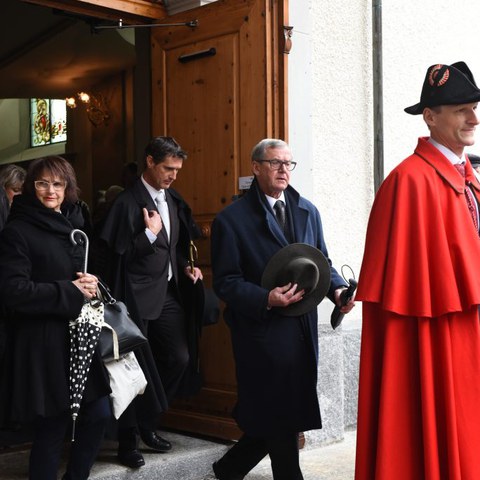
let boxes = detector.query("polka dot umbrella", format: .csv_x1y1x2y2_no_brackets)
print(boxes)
69,229,105,441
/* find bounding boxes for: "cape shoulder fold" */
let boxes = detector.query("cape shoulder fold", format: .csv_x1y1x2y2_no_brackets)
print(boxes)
357,138,480,317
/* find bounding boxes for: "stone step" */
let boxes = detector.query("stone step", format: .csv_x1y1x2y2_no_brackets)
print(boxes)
0,432,230,480
0,430,357,480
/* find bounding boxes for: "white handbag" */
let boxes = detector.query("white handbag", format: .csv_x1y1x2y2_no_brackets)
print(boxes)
104,351,147,419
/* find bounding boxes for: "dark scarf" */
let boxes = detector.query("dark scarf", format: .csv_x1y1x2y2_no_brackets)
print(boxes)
8,194,88,272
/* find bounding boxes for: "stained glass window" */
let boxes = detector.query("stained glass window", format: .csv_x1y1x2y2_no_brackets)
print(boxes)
30,98,67,147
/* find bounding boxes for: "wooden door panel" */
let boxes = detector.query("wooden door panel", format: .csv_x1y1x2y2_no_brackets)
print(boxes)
151,0,287,440
165,33,238,215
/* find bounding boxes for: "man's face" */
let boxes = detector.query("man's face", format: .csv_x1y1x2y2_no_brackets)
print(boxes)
424,102,479,156
143,155,183,190
252,146,293,198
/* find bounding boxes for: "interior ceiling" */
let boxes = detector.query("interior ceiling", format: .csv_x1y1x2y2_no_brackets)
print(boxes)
0,0,180,99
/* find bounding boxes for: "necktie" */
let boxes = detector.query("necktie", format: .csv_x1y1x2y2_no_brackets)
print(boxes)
454,163,479,233
273,200,286,233
156,190,170,240
155,190,173,280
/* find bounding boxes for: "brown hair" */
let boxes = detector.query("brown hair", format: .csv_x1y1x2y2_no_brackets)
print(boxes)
23,156,79,203
144,136,187,167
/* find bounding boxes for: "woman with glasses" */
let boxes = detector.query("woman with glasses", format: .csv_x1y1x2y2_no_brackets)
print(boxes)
0,156,111,480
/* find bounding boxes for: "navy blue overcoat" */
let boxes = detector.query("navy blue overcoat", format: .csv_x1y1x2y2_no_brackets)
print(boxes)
211,179,345,436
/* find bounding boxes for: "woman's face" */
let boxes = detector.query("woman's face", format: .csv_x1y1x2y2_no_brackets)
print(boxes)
34,172,66,212
5,183,22,205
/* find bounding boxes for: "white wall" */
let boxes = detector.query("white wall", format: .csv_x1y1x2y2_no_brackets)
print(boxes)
383,1,480,174
288,0,371,328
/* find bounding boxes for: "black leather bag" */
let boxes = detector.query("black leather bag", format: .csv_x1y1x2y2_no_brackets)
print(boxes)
97,282,147,362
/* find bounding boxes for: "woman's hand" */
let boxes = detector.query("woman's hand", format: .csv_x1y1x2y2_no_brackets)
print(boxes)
73,272,99,299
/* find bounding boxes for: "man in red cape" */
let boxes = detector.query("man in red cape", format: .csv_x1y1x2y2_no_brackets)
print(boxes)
355,62,480,479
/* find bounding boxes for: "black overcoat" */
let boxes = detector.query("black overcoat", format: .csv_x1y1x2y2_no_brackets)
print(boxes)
0,194,110,425
211,180,346,436
99,179,203,415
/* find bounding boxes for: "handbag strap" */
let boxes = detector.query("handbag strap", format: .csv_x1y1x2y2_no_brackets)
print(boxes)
96,279,117,305
103,322,120,361
96,280,122,361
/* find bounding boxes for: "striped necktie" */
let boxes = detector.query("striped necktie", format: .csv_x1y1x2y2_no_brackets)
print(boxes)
454,163,479,233
273,200,286,233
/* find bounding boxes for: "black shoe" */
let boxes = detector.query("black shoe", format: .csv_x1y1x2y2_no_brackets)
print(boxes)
117,449,145,468
139,429,172,452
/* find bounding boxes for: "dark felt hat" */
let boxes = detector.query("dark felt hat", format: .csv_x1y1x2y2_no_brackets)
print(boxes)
261,243,331,316
405,61,480,115
193,279,221,327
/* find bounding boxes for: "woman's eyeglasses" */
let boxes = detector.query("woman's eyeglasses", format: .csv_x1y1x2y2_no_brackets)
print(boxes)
34,180,66,192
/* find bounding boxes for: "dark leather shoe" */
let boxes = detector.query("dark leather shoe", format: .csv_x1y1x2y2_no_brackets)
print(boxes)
139,429,172,452
117,449,145,468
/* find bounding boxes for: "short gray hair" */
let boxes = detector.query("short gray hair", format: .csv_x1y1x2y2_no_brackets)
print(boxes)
251,138,290,161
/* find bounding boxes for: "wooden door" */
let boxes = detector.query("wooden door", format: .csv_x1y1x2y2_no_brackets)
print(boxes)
151,0,289,440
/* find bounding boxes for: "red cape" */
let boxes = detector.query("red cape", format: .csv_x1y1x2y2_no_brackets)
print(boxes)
355,138,480,479
357,137,480,316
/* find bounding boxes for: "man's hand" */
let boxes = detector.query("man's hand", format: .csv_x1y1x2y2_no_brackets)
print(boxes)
268,282,305,309
143,207,162,236
334,287,356,313
184,266,203,284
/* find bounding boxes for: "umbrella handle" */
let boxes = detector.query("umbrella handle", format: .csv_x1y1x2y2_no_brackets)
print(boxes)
71,413,78,442
70,229,89,274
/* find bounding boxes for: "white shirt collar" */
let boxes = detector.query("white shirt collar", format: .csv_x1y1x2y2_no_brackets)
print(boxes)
428,137,466,165
264,192,286,210
141,174,164,202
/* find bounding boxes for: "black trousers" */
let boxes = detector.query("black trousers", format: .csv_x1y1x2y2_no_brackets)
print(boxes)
29,395,110,480
214,432,304,480
146,283,189,404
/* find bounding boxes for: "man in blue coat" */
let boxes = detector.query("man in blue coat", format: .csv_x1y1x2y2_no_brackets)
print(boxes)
210,139,355,480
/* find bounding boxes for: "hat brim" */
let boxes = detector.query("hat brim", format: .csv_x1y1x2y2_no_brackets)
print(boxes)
261,243,331,316
404,92,480,115
404,102,425,115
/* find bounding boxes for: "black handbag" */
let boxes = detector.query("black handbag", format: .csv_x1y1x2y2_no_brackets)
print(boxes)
97,281,147,362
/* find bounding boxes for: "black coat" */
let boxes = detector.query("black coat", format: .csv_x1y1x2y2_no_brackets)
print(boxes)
0,187,8,231
99,179,203,413
211,180,346,436
0,194,110,425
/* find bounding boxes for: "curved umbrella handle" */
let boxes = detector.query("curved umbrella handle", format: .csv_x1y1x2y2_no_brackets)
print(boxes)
70,229,89,274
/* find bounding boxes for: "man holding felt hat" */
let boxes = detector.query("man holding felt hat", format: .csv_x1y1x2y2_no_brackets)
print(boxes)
210,138,354,480
355,62,480,480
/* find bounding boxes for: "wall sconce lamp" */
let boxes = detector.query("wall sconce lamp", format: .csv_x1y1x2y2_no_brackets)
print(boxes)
65,92,110,127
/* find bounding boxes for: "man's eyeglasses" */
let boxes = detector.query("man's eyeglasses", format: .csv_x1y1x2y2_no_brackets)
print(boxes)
255,159,297,171
34,180,66,192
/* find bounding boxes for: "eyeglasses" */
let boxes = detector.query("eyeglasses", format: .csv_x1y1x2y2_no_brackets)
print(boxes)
255,159,297,171
34,180,66,192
